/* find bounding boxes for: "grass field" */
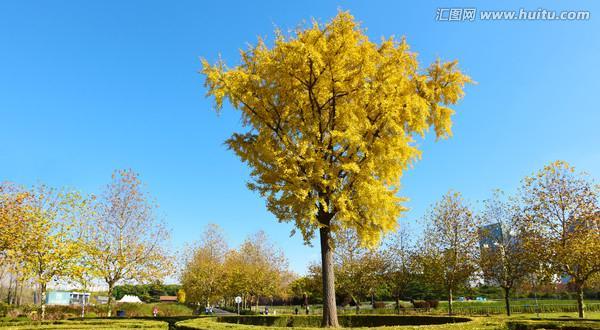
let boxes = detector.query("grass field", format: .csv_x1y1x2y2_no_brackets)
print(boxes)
0,319,168,329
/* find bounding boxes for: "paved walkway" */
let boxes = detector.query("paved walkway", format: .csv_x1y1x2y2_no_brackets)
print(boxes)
212,307,236,316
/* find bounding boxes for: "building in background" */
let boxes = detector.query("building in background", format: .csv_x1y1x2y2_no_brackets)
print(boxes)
159,295,177,303
45,291,90,306
478,222,504,251
118,295,143,303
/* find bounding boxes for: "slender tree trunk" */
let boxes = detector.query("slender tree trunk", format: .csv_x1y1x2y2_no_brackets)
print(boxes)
576,283,585,319
40,283,47,320
18,282,24,306
6,275,13,305
447,288,453,316
320,225,339,327
14,279,19,306
107,283,114,317
503,286,511,316
395,296,400,314
353,296,360,314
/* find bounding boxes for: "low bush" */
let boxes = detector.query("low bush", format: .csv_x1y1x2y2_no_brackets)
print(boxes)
0,302,8,317
214,315,471,327
0,302,193,321
372,301,387,309
413,300,431,309
506,320,600,330
0,318,168,329
218,305,257,315
427,300,440,309
117,302,193,317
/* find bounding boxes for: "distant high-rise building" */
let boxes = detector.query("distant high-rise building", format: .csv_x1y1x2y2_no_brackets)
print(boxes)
478,222,503,250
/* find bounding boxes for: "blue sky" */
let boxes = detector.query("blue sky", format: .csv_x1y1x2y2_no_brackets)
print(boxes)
1,1,598,275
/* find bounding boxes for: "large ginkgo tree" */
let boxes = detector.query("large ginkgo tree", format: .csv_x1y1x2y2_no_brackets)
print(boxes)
202,11,470,327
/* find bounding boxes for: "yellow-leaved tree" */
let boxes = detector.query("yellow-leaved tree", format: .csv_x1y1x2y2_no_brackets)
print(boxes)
21,185,88,320
180,224,228,308
520,161,599,318
0,183,29,259
202,11,470,326
84,169,172,317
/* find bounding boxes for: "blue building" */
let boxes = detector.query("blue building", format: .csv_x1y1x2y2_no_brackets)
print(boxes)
45,291,90,305
478,222,504,250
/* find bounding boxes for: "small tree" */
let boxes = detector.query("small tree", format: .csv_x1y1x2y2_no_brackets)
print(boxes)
180,224,228,307
479,190,536,316
201,11,470,326
233,231,289,311
85,169,172,317
334,229,385,312
21,185,86,319
419,191,480,315
0,184,35,307
384,226,415,312
520,161,599,318
175,288,185,304
289,275,321,307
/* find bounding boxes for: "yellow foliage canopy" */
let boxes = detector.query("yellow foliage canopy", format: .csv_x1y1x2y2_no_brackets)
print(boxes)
202,12,470,246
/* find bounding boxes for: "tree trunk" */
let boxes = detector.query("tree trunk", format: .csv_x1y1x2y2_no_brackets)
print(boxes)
6,275,13,305
395,296,400,314
14,278,19,306
352,295,360,314
40,283,47,320
107,283,114,317
576,283,585,319
18,283,24,306
503,286,511,316
320,225,339,327
447,288,453,316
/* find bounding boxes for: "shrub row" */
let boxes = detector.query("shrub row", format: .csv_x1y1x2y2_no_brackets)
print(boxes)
0,318,168,329
0,302,193,320
215,315,471,327
411,300,440,309
448,303,600,315
506,320,600,330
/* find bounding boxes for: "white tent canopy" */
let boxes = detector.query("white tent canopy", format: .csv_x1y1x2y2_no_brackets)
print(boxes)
118,295,143,303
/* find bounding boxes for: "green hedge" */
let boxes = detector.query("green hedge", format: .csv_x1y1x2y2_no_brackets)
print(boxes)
215,315,470,327
0,318,168,329
115,303,194,317
175,315,476,330
506,320,600,330
0,303,193,320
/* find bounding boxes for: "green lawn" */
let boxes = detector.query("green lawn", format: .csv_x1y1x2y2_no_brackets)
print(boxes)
0,319,168,329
